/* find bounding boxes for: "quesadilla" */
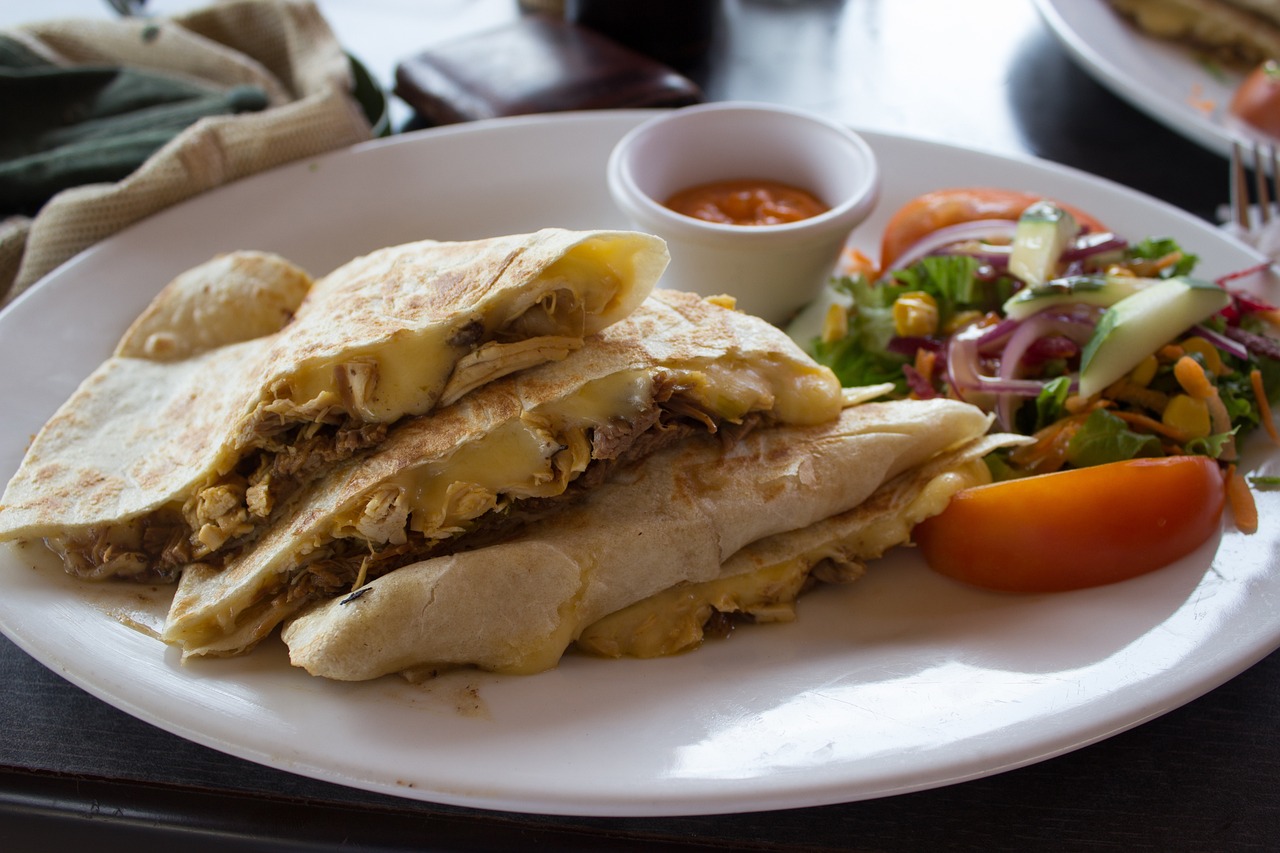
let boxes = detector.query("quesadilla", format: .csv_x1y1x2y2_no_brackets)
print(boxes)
280,397,995,680
1105,0,1280,66
0,228,665,582
162,289,846,658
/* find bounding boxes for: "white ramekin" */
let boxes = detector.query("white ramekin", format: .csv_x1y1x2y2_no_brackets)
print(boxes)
607,102,880,324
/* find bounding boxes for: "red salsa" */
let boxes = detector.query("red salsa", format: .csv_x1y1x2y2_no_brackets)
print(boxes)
664,178,829,226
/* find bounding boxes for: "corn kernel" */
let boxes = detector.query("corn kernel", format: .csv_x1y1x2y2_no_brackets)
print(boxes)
1128,354,1159,387
1181,336,1228,376
943,309,983,335
892,291,939,337
821,302,849,345
1162,394,1211,439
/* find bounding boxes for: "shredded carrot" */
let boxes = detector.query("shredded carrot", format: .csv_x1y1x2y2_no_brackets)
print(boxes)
914,347,936,386
1251,368,1280,446
1128,251,1186,278
1225,464,1259,534
838,247,877,278
1110,410,1190,444
1008,413,1088,473
1107,380,1170,414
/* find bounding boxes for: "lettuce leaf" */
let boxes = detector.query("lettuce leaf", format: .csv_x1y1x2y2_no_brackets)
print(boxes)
1065,409,1162,467
1127,237,1198,277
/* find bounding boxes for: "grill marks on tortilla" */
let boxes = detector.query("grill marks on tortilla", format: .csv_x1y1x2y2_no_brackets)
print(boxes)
0,230,669,584
45,260,602,581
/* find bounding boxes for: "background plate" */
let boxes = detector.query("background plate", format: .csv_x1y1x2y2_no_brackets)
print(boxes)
0,111,1277,817
1035,0,1268,158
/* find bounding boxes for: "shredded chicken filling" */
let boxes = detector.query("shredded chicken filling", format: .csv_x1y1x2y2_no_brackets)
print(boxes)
256,395,770,639
47,291,589,583
50,413,389,583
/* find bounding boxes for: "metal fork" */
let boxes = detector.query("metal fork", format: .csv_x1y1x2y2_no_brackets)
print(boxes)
1231,139,1280,234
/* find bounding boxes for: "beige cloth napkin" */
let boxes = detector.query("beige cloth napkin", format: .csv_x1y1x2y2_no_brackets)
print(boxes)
0,0,374,306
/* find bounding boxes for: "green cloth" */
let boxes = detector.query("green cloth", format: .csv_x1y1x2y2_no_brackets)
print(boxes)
0,35,268,216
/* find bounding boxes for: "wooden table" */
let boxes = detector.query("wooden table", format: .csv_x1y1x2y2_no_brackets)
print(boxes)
1,1,1274,849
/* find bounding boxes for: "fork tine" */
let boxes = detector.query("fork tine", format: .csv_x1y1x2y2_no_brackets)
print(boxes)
1232,140,1253,230
1253,142,1272,225
1270,144,1280,223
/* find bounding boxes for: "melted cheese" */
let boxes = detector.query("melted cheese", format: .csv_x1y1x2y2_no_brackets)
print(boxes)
278,256,620,425
696,358,842,426
329,369,652,540
575,459,991,660
515,242,622,323
284,326,453,423
330,356,840,547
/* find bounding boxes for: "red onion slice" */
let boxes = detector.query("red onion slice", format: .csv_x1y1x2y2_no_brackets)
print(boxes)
1193,323,1253,362
886,219,1020,272
1059,232,1127,263
994,312,1096,429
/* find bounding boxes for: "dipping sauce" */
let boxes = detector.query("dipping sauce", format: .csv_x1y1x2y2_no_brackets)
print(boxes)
664,179,829,226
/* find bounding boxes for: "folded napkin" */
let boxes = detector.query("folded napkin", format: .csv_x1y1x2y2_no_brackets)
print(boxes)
1,38,271,215
0,0,374,306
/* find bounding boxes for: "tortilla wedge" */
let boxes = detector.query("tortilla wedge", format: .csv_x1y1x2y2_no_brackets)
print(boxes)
0,228,665,581
162,289,846,657
278,397,995,681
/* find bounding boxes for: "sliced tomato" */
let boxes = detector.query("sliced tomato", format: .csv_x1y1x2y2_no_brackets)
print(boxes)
913,456,1225,593
879,187,1109,271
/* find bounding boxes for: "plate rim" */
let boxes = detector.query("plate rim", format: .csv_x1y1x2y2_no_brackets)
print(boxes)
1,110,1278,818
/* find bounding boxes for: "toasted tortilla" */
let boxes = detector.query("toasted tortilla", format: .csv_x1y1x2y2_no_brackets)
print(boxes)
0,228,665,581
279,397,993,681
163,289,845,658
112,251,314,362
575,433,1014,660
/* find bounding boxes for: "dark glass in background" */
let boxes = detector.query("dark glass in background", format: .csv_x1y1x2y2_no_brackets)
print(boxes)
565,0,721,73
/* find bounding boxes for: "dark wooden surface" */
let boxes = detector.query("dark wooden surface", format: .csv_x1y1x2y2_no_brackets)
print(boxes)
1,1,1276,849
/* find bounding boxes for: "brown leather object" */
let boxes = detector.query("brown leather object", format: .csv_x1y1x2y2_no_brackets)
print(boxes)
393,16,703,126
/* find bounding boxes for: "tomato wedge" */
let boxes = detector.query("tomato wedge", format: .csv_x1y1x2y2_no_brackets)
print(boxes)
913,456,1225,593
879,187,1109,271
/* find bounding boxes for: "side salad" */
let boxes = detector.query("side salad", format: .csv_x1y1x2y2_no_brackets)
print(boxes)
787,187,1280,547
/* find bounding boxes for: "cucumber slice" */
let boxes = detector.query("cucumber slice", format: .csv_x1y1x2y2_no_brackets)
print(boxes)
1077,277,1231,399
1002,273,1152,321
1009,201,1077,287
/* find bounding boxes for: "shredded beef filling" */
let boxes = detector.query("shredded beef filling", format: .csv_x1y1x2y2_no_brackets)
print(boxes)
280,401,768,610
53,417,388,583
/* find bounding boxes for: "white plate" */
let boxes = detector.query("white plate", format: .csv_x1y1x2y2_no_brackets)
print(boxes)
1,112,1278,818
1034,0,1268,157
